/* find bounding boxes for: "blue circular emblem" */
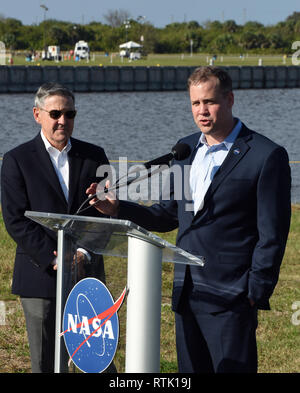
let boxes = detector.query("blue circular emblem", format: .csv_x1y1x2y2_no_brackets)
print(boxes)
62,278,122,373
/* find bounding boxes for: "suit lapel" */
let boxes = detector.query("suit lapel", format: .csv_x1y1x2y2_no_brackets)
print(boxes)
33,134,68,207
181,132,201,225
193,125,253,220
67,139,84,213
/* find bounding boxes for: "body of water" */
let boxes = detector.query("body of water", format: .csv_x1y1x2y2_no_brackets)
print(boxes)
0,89,299,202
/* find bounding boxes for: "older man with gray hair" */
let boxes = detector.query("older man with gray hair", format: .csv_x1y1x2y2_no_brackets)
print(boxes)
1,83,111,373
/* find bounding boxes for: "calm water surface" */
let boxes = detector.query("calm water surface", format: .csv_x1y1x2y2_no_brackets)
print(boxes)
0,89,299,202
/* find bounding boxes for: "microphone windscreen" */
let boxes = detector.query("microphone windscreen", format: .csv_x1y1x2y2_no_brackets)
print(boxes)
172,143,191,161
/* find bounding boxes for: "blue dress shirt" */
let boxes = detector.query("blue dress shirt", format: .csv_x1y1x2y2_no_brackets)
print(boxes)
190,118,242,214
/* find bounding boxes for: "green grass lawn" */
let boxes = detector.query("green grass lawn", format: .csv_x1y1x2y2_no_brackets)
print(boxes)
7,52,295,68
0,206,299,373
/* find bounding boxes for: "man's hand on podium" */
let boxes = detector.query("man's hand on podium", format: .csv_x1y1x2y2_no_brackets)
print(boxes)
86,180,119,217
52,250,88,275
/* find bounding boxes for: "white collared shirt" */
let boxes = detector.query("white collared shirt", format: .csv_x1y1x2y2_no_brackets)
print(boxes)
40,130,71,201
190,119,242,214
40,131,90,262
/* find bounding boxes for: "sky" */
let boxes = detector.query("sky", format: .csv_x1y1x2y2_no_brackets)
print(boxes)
0,0,299,27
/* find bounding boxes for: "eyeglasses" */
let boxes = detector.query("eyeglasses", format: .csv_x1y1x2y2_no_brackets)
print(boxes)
39,108,77,120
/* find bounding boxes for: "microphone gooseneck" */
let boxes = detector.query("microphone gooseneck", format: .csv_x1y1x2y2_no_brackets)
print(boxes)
143,143,191,169
75,143,191,215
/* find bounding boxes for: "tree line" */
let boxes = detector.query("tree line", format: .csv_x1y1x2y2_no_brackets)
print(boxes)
0,11,299,55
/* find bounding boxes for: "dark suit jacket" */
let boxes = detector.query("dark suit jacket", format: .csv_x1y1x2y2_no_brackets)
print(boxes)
118,124,291,312
1,133,109,298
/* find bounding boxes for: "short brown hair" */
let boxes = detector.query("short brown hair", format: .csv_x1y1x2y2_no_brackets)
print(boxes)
187,66,232,95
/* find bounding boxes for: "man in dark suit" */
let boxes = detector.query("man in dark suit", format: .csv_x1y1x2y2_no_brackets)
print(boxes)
86,67,291,373
1,83,110,373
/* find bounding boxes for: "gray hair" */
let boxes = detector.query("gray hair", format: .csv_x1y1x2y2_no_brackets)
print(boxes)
34,82,75,108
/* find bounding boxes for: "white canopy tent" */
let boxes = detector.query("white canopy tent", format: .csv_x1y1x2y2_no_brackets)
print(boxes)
119,41,142,49
119,41,143,60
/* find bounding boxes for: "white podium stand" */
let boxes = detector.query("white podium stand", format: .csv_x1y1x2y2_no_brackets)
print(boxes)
25,211,204,373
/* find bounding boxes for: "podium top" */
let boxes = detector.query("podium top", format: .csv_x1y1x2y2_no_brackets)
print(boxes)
25,211,204,266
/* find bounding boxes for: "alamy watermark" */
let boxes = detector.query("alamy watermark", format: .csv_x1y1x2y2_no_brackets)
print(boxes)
0,301,6,326
292,41,300,65
291,301,300,326
96,160,194,212
0,41,6,66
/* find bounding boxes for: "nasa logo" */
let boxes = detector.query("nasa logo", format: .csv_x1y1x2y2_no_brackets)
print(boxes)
61,277,126,373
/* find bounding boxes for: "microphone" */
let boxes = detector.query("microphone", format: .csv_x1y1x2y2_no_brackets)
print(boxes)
143,143,191,169
75,143,191,215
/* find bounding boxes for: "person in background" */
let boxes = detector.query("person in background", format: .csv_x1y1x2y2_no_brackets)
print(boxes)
86,66,291,373
1,83,112,373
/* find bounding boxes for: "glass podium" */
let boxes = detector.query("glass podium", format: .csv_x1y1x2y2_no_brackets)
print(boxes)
25,211,204,373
